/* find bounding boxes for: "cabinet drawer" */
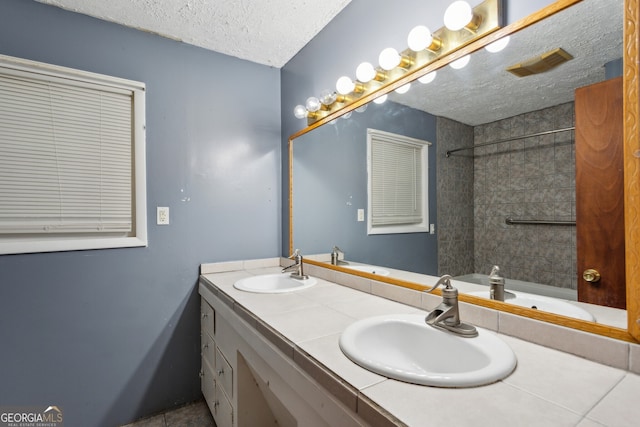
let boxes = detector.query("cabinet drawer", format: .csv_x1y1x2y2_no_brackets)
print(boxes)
201,357,216,412
201,331,216,364
200,299,215,338
214,381,233,427
215,347,233,399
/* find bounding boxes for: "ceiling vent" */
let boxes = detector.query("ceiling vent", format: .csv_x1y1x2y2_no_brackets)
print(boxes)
506,48,574,77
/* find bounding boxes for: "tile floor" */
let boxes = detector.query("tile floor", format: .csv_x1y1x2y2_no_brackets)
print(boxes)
121,399,215,427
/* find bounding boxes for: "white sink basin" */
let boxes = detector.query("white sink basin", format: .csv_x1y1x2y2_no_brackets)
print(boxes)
234,273,317,293
344,265,390,276
467,291,596,322
339,314,516,387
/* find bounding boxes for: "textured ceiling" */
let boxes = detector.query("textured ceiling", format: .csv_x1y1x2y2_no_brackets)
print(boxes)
389,0,622,125
35,0,352,68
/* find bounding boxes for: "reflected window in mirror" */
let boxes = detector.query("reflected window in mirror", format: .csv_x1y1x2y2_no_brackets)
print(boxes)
367,128,431,235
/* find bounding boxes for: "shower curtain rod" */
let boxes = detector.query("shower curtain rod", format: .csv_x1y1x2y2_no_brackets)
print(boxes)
446,126,575,157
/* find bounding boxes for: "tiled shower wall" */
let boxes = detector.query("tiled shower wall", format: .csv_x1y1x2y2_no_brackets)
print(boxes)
474,102,577,289
436,117,474,276
437,102,577,289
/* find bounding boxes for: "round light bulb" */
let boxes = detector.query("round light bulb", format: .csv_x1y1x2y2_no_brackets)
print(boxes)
305,96,321,112
444,1,473,31
293,104,307,119
319,89,337,106
356,62,377,83
418,71,437,84
342,111,352,119
355,104,368,113
449,55,470,70
379,48,401,71
394,83,411,94
373,94,388,105
336,76,356,95
485,36,510,53
407,25,434,52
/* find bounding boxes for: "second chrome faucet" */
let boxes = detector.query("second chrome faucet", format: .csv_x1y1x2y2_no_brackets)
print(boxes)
282,249,309,280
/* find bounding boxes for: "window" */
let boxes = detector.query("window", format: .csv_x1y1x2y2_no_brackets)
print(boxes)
367,128,430,235
0,54,147,254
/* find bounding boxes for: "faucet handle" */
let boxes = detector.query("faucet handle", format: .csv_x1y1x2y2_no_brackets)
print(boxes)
424,275,454,293
290,249,302,259
489,265,503,279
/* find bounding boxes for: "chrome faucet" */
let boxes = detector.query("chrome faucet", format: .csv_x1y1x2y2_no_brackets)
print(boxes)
330,246,348,266
282,249,309,280
488,265,505,301
424,275,478,337
488,266,515,301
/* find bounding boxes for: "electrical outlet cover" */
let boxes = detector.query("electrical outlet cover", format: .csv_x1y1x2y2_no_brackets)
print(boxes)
157,206,170,225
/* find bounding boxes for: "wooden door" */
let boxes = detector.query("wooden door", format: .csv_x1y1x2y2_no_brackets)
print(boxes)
575,76,625,309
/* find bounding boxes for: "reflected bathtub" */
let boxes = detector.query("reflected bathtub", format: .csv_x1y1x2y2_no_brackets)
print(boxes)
453,273,596,322
453,273,577,300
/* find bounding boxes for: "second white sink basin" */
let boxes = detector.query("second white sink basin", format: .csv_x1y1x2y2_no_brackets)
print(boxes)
467,291,596,322
344,265,390,276
339,314,516,387
234,273,317,293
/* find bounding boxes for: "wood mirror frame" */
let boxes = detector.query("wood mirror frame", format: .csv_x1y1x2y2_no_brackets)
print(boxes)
288,0,640,343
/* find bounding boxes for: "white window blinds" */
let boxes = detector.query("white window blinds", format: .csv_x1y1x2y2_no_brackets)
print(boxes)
0,54,146,255
367,129,430,234
0,72,133,234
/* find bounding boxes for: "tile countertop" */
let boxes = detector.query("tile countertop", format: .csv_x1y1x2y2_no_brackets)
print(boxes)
200,261,639,427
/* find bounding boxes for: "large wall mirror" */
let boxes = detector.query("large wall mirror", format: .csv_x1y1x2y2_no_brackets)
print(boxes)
289,0,640,343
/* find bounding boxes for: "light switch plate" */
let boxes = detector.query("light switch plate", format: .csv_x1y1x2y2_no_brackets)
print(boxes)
157,207,170,225
357,209,365,222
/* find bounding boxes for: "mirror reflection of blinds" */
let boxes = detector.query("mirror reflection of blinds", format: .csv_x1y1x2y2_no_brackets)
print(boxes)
370,137,422,226
0,71,133,234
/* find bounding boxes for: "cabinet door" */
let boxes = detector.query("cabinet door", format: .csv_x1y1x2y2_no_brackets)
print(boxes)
201,330,216,363
575,76,626,308
215,347,234,399
201,357,216,412
201,299,215,337
215,382,234,427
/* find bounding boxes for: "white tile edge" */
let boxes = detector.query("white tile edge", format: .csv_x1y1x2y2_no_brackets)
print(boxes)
200,257,281,274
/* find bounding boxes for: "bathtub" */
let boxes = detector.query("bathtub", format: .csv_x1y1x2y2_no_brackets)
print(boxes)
453,273,596,322
453,273,577,301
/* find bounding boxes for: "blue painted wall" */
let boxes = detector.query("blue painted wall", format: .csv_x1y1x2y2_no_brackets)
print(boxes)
293,101,438,273
0,0,281,425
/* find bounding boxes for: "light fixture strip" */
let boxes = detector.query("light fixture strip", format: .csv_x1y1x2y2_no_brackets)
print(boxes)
432,0,502,59
305,0,501,125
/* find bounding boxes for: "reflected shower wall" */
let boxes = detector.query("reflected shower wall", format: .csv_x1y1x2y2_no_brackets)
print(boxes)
438,102,577,290
436,117,475,276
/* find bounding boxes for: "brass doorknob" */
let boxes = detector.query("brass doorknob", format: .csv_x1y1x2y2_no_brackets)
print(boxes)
583,269,601,283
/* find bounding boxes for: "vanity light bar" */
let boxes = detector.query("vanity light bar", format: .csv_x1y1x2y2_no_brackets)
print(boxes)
293,0,502,126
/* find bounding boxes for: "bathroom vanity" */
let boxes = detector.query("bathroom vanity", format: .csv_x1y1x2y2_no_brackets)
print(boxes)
199,258,640,426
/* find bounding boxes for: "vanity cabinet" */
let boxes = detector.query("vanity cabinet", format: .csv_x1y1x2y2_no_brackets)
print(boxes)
199,278,369,427
200,299,234,426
